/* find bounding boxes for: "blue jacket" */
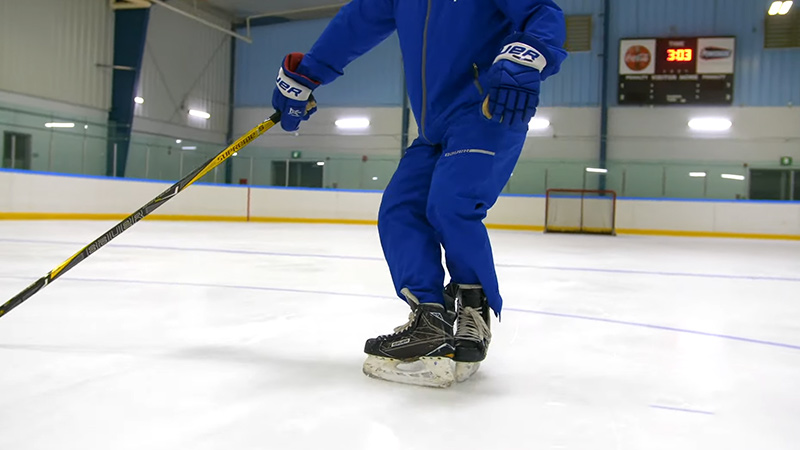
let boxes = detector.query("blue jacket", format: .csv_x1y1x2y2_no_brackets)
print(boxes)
298,0,568,143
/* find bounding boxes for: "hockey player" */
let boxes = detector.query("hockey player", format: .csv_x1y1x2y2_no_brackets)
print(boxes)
272,0,567,387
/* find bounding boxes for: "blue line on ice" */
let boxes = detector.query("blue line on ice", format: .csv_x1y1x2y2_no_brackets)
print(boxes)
2,238,799,283
649,405,715,415
1,274,799,352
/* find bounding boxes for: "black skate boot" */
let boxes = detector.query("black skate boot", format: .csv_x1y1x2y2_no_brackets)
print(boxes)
452,284,492,382
363,288,456,388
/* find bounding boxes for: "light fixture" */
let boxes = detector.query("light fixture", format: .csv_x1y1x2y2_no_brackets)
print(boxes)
44,122,75,128
688,118,732,132
181,146,197,150
316,161,325,166
335,118,370,130
176,139,182,144
189,109,211,120
134,96,144,104
529,118,551,130
372,176,378,181
689,172,707,178
232,152,238,156
84,125,89,130
721,174,745,181
769,1,793,14
585,167,608,173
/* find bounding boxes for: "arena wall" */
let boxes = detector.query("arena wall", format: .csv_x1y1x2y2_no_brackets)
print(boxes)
1,170,798,240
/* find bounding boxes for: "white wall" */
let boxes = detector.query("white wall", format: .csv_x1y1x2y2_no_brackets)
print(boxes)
1,171,798,238
233,105,800,167
134,3,232,144
0,0,114,111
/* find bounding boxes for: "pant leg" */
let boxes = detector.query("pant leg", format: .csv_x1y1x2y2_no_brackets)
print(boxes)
378,139,445,305
425,119,526,315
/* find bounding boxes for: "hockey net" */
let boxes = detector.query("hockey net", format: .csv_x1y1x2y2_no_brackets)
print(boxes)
545,189,617,235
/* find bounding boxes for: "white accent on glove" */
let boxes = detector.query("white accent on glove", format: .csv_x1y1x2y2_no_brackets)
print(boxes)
276,67,313,101
493,42,548,72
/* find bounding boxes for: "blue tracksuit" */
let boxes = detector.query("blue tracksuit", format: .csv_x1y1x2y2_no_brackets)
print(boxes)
299,0,568,314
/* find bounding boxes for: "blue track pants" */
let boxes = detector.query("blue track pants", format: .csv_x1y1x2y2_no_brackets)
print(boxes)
377,118,526,315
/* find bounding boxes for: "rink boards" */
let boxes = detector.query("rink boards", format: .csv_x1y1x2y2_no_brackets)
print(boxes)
0,169,798,240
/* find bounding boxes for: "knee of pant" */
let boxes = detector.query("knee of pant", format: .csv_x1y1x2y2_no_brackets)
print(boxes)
426,191,488,228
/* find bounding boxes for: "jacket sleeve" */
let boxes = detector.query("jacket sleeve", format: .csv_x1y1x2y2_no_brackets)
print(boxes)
297,0,396,85
491,0,568,80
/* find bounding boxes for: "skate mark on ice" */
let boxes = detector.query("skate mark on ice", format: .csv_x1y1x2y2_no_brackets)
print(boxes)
1,274,798,352
3,238,799,283
649,404,715,415
505,308,800,351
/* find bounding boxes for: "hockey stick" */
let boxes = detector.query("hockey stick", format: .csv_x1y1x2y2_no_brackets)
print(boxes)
0,111,282,319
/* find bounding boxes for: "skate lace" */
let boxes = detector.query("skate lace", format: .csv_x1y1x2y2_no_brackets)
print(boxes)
377,310,417,339
456,306,491,343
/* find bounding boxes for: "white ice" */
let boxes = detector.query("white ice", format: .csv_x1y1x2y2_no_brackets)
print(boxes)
1,221,799,450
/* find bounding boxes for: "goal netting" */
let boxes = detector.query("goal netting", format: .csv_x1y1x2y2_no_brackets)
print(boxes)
545,189,617,235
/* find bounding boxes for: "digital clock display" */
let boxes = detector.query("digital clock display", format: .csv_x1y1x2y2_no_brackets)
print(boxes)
666,48,693,62
619,36,736,105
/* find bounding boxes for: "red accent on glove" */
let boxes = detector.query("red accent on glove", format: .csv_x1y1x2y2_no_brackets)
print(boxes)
283,53,321,87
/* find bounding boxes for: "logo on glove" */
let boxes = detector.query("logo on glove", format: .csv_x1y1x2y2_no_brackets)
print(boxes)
288,108,304,118
495,42,547,72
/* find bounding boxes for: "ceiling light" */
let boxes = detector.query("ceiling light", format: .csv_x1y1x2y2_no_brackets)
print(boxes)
335,118,370,130
372,176,378,181
721,174,745,181
181,146,197,150
316,161,325,166
770,1,793,14
689,172,707,178
176,139,182,144
84,125,89,130
529,118,551,130
134,96,144,104
44,122,75,128
688,118,732,131
189,109,211,119
585,167,608,173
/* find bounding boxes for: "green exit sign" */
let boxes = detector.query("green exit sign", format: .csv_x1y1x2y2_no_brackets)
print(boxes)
780,156,792,166
291,151,302,159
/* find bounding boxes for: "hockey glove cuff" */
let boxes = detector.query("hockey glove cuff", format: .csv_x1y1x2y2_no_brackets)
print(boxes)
483,32,554,129
272,53,321,132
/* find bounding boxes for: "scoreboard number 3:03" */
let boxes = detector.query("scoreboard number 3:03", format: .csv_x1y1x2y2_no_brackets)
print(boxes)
666,48,693,62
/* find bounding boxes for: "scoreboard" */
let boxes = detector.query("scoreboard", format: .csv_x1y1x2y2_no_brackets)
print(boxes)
619,37,736,105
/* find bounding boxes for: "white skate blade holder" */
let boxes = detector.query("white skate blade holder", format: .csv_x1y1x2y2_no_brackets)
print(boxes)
455,362,480,383
363,356,481,388
363,355,457,388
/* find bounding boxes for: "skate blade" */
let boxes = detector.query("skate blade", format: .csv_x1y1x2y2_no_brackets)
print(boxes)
455,361,480,383
363,355,455,388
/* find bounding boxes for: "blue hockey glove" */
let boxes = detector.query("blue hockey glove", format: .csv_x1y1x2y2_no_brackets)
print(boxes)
483,32,550,129
272,53,320,132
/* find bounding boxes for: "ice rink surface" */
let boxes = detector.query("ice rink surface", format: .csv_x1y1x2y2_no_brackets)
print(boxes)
1,220,799,450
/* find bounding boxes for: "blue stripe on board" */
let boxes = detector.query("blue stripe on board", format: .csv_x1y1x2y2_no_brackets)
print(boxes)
2,238,799,283
1,274,798,352
649,405,715,416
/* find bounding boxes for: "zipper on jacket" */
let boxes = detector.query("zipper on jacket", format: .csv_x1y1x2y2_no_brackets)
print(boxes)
473,63,485,96
420,0,432,142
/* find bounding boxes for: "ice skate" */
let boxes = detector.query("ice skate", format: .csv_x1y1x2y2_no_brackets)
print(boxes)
451,284,492,383
363,289,456,388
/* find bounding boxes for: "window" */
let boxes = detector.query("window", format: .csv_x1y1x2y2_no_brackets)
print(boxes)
749,169,799,200
2,132,33,170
